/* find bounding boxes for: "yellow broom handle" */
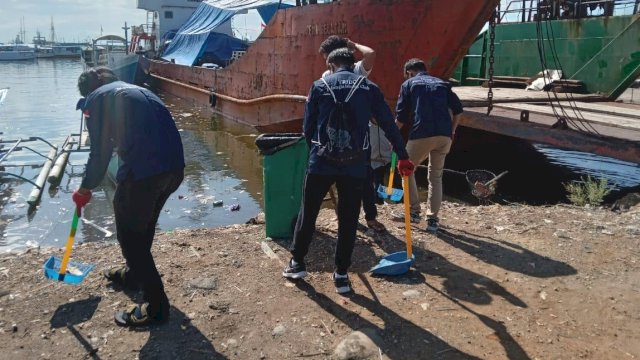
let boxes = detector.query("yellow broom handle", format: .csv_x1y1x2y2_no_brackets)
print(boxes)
59,209,80,276
402,175,413,259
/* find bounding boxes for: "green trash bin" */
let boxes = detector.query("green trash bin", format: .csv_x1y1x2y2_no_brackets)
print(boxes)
255,133,308,239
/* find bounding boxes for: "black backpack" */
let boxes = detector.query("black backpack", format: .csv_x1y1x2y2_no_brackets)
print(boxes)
315,75,369,166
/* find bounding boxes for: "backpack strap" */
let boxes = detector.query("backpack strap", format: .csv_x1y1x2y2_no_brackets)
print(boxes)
320,77,337,103
319,75,365,104
344,76,365,103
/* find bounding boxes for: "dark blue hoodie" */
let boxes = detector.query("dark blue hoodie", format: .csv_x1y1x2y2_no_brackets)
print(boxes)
79,81,185,188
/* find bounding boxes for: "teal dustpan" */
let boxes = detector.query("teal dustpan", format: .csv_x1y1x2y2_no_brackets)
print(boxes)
43,209,95,284
377,152,403,202
371,175,415,276
370,251,415,275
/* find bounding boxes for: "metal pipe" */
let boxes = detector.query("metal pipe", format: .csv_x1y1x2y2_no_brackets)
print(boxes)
0,172,39,187
0,139,22,164
151,74,307,104
27,147,57,206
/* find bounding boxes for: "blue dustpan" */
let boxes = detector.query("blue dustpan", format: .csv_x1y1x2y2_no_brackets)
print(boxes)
377,184,403,202
43,256,95,284
377,152,403,202
372,175,415,276
370,251,415,276
43,209,95,284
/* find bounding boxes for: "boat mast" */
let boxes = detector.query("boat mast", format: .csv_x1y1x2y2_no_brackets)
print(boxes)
122,22,130,54
50,17,56,45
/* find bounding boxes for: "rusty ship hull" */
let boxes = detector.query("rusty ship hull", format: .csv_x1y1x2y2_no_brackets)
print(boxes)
149,0,499,133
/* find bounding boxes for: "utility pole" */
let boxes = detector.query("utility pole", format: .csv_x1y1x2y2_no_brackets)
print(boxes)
122,22,130,54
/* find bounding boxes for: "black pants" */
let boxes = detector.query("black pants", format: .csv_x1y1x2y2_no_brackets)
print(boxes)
114,169,184,315
290,173,363,273
362,166,387,221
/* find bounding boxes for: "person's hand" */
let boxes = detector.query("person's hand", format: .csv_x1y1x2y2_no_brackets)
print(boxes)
397,159,415,176
346,39,356,51
72,189,92,216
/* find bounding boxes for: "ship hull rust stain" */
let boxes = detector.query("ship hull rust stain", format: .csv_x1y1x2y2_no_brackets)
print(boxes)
150,0,499,133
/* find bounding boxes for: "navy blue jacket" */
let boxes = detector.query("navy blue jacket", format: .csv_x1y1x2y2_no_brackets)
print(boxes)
304,68,409,179
396,72,463,139
80,81,185,189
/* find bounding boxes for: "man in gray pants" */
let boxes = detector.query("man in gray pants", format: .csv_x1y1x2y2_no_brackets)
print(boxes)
394,58,464,233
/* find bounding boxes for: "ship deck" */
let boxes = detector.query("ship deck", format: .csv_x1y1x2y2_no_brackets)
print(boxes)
456,87,640,164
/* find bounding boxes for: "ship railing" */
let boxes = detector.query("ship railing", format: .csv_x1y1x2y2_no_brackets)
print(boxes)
498,0,639,23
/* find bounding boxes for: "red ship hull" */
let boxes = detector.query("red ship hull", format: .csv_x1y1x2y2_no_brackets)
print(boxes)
150,0,498,133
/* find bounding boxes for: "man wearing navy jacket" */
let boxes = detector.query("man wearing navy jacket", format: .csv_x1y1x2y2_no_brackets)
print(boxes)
395,58,464,233
282,49,414,294
73,67,184,327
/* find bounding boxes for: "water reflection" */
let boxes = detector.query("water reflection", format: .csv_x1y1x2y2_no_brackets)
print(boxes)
535,144,640,190
0,81,262,251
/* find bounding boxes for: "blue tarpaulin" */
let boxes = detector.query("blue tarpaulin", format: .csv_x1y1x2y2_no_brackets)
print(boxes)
161,0,293,66
199,32,249,66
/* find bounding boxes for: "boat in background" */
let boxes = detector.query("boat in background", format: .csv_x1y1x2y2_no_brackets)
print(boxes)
34,46,55,58
0,44,36,61
52,44,83,58
143,0,499,133
82,34,150,85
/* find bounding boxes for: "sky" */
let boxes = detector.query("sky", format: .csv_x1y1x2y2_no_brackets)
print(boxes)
0,0,147,44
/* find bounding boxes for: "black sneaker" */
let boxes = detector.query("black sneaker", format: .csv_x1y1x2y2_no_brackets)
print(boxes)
332,272,352,294
282,258,307,279
426,218,439,233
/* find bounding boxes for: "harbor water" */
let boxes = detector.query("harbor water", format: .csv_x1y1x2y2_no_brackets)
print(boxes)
0,59,262,252
1,59,639,252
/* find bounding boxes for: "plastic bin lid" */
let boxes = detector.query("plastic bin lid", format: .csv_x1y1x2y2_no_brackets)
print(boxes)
255,133,304,155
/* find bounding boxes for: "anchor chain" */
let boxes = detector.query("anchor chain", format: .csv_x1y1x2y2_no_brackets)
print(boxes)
487,9,497,116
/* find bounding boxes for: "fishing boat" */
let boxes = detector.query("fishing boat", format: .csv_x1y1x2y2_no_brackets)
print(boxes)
0,44,36,61
82,35,144,85
453,0,640,100
32,45,54,58
142,0,500,133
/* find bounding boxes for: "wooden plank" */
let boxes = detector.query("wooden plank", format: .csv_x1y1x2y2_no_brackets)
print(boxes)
493,76,531,81
494,103,640,131
455,86,605,106
555,101,640,119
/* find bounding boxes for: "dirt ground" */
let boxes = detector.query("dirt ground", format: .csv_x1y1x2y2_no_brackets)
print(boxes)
1,200,639,360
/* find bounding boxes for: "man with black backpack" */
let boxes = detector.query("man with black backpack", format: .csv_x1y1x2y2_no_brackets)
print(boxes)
282,48,414,294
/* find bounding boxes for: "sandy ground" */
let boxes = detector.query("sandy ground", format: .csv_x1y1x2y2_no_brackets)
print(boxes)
1,201,639,360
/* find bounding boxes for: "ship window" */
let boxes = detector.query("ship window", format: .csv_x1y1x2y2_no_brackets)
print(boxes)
164,11,173,19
